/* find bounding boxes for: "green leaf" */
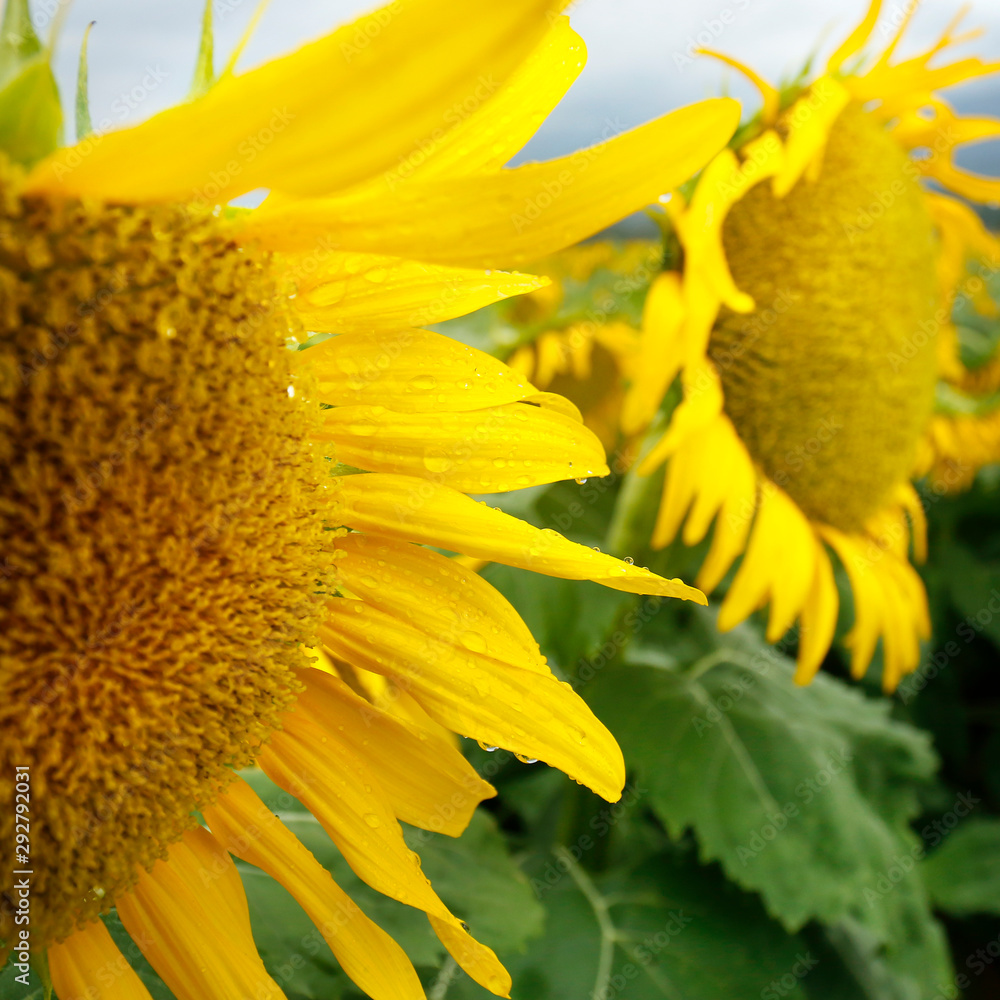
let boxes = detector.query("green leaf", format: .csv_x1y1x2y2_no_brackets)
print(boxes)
404,811,545,954
922,819,1000,916
587,625,952,995
0,0,41,88
0,961,46,999
75,21,94,140
935,543,1000,649
189,0,215,98
0,54,62,166
448,848,818,1000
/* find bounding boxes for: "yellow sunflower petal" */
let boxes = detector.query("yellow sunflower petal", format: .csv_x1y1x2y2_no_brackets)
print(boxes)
429,914,512,998
320,598,626,801
282,251,548,333
402,15,585,181
652,444,701,550
682,418,741,545
332,533,548,674
696,49,780,123
695,436,757,593
820,527,885,679
638,359,724,475
293,664,497,835
794,544,839,685
826,0,882,73
331,473,706,601
260,715,452,917
621,271,686,435
922,159,1000,206
315,401,608,493
26,0,569,201
243,98,741,267
48,919,154,1000
116,828,284,1000
717,483,815,641
203,776,425,1000
772,77,850,197
297,329,535,413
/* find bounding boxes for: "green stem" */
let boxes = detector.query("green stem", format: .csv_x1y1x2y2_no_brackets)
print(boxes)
555,845,618,1000
427,956,459,1000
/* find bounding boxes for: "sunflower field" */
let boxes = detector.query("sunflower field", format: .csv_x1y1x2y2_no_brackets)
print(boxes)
2,1,1000,999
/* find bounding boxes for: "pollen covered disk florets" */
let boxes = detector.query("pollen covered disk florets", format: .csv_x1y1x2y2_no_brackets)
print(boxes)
709,103,940,531
0,159,332,946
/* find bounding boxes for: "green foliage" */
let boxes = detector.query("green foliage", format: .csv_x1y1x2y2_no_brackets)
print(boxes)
0,0,41,87
923,820,1000,917
449,848,819,1000
0,0,61,166
582,616,953,999
0,54,61,166
74,22,94,141
189,0,216,98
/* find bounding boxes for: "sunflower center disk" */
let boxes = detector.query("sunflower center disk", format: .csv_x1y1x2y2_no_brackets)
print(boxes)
709,104,940,531
0,170,331,946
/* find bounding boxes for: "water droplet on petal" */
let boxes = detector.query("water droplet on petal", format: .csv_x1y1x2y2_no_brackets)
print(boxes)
459,631,488,653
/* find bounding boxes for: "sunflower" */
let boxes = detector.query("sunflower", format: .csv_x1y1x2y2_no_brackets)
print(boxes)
496,241,660,449
620,0,1000,692
0,1,737,996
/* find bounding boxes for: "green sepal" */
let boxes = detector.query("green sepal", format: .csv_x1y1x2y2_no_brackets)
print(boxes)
189,0,215,98
0,0,42,89
0,53,63,166
75,21,94,140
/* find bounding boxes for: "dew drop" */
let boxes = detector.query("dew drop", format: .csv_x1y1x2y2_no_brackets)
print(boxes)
363,813,381,828
477,741,500,752
423,456,453,473
459,631,487,653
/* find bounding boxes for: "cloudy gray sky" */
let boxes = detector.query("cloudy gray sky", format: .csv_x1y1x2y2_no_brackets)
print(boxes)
41,0,1000,175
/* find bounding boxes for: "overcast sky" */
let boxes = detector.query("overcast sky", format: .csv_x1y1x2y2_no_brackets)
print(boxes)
41,0,1000,175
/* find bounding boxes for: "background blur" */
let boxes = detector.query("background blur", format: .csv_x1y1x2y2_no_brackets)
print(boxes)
17,3,1000,1000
